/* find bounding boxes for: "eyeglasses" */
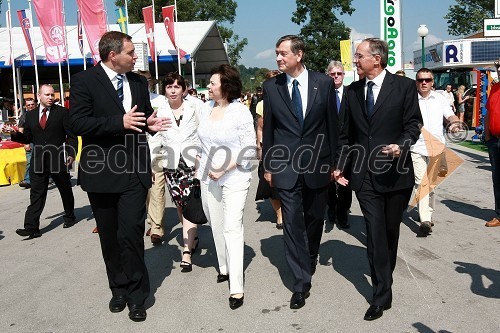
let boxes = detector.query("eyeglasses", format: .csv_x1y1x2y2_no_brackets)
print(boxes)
416,78,433,83
354,53,375,60
329,72,344,77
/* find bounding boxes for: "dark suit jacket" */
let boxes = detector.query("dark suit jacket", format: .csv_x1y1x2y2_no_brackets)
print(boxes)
11,104,77,173
69,63,154,193
339,70,422,193
337,86,348,132
262,71,338,190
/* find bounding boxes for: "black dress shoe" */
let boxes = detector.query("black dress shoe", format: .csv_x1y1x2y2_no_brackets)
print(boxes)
217,274,229,283
109,295,127,313
364,305,385,321
63,220,76,228
229,296,244,309
327,208,336,223
290,291,310,309
128,303,147,322
337,220,350,229
16,228,41,238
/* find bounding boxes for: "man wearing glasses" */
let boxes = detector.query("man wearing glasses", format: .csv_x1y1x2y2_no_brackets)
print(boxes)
335,38,422,321
411,68,459,236
326,61,351,229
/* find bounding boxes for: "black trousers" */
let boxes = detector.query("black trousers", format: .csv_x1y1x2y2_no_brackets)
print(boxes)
278,174,328,293
355,174,412,307
88,172,150,305
24,169,74,231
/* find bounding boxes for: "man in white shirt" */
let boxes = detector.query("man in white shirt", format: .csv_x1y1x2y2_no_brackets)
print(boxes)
412,68,460,235
441,84,456,113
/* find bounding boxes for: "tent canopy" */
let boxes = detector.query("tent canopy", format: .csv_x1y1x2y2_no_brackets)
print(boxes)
0,21,229,83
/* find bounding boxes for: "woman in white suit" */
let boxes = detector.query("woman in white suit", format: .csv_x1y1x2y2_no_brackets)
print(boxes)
197,65,256,309
157,72,201,272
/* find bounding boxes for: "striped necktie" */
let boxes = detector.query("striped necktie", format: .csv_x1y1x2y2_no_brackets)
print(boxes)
116,74,124,102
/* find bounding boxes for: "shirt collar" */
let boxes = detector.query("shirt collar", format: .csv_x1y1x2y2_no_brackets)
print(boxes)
366,69,386,87
418,90,437,100
286,68,308,87
101,62,123,81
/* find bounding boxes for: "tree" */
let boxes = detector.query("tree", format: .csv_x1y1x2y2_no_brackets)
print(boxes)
444,0,494,36
292,0,354,72
115,0,247,65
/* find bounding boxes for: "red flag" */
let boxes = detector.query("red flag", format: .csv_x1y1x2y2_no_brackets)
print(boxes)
32,0,67,63
17,9,35,64
162,5,186,58
76,0,108,63
142,6,156,61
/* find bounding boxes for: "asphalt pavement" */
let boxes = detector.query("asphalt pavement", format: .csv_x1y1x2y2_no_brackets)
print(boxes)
0,141,499,333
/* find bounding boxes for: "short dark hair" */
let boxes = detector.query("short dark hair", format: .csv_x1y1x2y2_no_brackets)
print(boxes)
364,38,388,69
24,97,35,104
210,64,242,101
276,35,306,63
161,72,186,94
99,31,132,62
416,67,433,77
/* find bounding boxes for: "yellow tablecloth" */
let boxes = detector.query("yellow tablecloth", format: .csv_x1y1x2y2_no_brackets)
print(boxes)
0,147,26,186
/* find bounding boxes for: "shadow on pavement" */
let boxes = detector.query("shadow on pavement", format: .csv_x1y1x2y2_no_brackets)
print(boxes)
454,261,500,299
0,230,3,240
412,322,453,333
254,200,277,226
441,199,494,221
260,235,294,291
319,239,371,302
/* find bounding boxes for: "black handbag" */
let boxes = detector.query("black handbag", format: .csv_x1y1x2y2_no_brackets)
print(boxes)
182,179,208,225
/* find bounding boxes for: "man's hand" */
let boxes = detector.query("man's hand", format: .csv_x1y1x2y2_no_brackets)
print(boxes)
334,169,349,186
65,156,74,166
264,172,273,187
24,144,31,151
147,109,172,132
123,105,146,132
381,143,401,157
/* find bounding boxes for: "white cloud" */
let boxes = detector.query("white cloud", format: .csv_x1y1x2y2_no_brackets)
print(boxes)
350,28,374,41
255,48,275,60
408,33,443,52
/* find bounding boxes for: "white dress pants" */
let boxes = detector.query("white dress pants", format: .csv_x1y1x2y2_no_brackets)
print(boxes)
412,152,441,223
201,179,250,294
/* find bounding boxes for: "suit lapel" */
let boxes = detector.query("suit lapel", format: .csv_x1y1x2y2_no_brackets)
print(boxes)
127,72,139,109
371,70,393,117
275,74,296,119
355,81,366,117
94,64,126,113
304,73,319,119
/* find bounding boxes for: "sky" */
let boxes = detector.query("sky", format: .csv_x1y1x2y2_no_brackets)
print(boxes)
1,0,459,69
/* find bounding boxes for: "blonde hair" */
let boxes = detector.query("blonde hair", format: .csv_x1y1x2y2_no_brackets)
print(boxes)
457,85,466,95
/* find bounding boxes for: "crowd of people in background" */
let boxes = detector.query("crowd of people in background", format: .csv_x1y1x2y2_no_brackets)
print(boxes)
2,31,500,325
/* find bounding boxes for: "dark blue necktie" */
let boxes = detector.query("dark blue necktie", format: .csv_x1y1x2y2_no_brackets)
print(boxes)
366,81,375,117
335,89,341,114
292,79,303,127
116,74,124,102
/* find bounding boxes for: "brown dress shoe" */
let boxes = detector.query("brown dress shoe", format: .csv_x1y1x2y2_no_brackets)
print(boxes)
485,218,500,227
92,226,98,233
151,234,162,244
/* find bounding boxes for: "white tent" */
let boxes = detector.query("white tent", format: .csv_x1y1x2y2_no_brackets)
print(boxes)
0,20,229,85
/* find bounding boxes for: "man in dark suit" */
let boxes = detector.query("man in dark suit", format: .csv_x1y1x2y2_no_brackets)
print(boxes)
69,31,170,322
336,38,422,321
326,60,352,229
12,84,77,238
262,35,338,309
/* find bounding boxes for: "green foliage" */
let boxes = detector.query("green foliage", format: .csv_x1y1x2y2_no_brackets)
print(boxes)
444,0,494,36
238,65,270,92
114,0,246,65
292,0,354,72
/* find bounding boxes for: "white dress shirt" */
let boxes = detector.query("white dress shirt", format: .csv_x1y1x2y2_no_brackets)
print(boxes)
364,69,387,104
38,105,50,121
286,69,309,117
100,62,132,112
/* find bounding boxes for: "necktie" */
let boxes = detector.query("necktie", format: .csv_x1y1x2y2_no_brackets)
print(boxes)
366,81,375,117
292,79,303,128
40,108,47,129
335,89,341,114
116,74,124,102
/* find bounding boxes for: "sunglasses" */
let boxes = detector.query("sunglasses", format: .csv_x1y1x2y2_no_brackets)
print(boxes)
329,72,344,76
416,78,433,83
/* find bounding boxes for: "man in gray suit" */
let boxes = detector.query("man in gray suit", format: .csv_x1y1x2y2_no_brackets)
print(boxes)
262,35,338,309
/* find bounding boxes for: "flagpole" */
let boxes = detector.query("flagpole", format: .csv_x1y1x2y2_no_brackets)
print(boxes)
7,1,19,119
27,0,40,92
61,0,71,86
152,0,159,93
175,0,181,74
125,0,129,25
58,62,64,103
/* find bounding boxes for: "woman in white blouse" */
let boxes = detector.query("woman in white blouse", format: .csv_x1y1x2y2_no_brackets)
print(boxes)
156,72,201,272
197,64,256,310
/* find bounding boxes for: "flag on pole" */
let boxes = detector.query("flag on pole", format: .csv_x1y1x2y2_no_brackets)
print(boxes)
115,6,128,34
77,10,84,56
142,6,156,61
32,0,67,63
17,9,35,64
162,5,186,58
4,10,13,66
76,0,108,63
340,40,352,71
